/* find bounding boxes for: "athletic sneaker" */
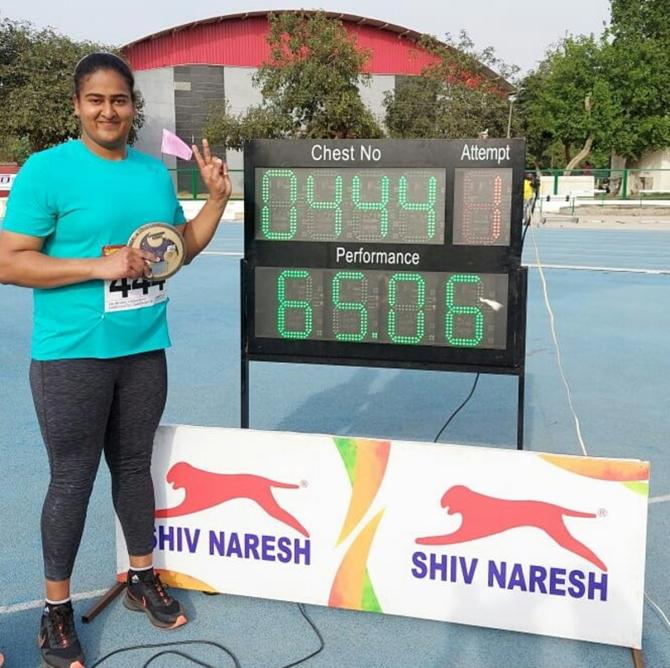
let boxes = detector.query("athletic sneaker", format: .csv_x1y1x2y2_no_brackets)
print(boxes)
124,569,187,629
37,601,85,668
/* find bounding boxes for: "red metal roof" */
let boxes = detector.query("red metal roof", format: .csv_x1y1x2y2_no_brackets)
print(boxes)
123,11,446,76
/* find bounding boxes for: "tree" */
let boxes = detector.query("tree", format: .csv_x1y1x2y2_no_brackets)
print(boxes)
518,1,670,170
517,35,620,171
383,31,518,139
514,66,557,169
205,11,382,148
0,16,143,162
205,103,291,150
606,0,670,163
383,76,445,139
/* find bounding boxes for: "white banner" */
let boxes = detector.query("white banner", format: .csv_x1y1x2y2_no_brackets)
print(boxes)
116,425,649,648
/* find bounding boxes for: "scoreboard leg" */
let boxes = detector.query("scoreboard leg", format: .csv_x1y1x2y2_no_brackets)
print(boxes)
241,358,249,429
516,371,525,450
240,258,250,429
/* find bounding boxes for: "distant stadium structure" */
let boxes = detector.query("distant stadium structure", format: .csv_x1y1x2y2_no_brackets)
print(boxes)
121,10,503,193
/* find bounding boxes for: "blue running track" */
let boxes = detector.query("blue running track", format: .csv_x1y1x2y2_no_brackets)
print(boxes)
1,222,669,667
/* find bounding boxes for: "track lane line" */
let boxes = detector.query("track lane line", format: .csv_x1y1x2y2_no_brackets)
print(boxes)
0,589,108,615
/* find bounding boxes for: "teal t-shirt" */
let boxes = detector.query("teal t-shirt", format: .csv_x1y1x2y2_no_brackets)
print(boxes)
3,139,186,360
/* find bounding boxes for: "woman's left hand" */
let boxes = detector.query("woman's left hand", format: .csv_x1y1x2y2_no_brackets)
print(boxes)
192,138,232,202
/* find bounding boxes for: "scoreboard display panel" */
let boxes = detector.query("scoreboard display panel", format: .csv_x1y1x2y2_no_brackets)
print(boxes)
242,139,527,373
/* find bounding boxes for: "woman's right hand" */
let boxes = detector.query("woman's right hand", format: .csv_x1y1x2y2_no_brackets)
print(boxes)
93,246,157,280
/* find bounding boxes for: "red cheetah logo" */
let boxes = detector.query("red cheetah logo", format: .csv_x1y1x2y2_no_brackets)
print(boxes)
416,485,606,571
155,462,309,537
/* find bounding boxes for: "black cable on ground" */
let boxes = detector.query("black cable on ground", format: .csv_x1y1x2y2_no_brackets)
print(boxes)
143,649,227,667
521,191,539,250
280,604,325,668
433,373,480,443
89,640,240,668
521,217,531,248
88,601,324,668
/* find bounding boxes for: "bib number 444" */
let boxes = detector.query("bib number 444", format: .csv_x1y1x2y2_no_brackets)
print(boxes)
104,277,167,312
109,277,165,297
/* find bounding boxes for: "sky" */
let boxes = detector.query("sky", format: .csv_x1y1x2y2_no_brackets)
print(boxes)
2,0,611,74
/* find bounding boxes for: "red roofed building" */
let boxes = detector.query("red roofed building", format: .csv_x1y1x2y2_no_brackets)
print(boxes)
122,11,502,192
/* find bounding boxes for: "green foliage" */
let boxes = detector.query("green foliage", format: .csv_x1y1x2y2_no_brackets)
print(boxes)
0,134,31,164
205,11,382,147
418,31,519,89
515,66,556,166
606,0,670,161
519,1,670,168
206,102,290,151
383,31,519,139
610,0,670,40
518,35,620,168
383,77,443,138
0,15,143,162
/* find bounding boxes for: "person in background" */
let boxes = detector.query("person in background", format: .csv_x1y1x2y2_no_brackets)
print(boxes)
523,172,534,200
523,172,537,223
0,53,231,668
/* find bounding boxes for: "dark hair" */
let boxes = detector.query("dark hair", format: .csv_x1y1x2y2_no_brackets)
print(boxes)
73,52,136,101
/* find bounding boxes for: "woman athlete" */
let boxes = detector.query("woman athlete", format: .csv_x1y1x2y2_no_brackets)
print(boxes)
0,52,231,668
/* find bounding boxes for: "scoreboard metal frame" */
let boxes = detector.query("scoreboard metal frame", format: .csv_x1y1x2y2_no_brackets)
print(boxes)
240,139,528,447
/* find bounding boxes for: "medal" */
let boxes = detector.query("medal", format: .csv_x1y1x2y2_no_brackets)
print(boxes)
127,223,186,280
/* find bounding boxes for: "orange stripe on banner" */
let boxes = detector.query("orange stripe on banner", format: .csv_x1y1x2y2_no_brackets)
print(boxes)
329,510,384,609
539,454,650,482
156,569,217,592
337,440,390,546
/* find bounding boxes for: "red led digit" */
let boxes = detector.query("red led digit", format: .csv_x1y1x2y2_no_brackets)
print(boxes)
462,171,502,244
452,168,512,246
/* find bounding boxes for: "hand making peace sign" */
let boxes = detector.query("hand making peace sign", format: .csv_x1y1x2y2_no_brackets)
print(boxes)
192,138,232,202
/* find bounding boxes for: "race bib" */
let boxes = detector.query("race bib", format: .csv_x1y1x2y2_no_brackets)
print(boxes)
104,277,168,312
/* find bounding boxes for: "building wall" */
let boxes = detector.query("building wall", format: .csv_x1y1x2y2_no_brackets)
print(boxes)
223,67,263,114
134,67,177,173
174,65,226,194
361,74,395,130
131,57,403,200
634,149,670,192
223,66,264,195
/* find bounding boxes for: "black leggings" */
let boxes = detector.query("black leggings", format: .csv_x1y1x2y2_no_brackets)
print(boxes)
30,350,167,581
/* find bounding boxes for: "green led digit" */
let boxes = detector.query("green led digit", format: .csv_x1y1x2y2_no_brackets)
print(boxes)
277,270,312,339
398,175,437,239
445,274,484,346
261,169,298,240
332,271,368,341
352,174,389,238
388,273,425,344
306,174,343,238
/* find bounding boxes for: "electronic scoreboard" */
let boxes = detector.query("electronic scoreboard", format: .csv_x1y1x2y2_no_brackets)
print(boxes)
241,139,527,375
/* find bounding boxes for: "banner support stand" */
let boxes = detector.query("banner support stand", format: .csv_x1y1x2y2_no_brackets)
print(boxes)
631,648,645,668
81,581,126,624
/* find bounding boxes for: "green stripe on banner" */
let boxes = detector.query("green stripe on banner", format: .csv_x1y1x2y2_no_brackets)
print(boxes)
334,437,357,487
622,481,649,496
361,568,382,613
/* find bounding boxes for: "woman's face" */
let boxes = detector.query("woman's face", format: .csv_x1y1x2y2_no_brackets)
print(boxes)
74,68,134,153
